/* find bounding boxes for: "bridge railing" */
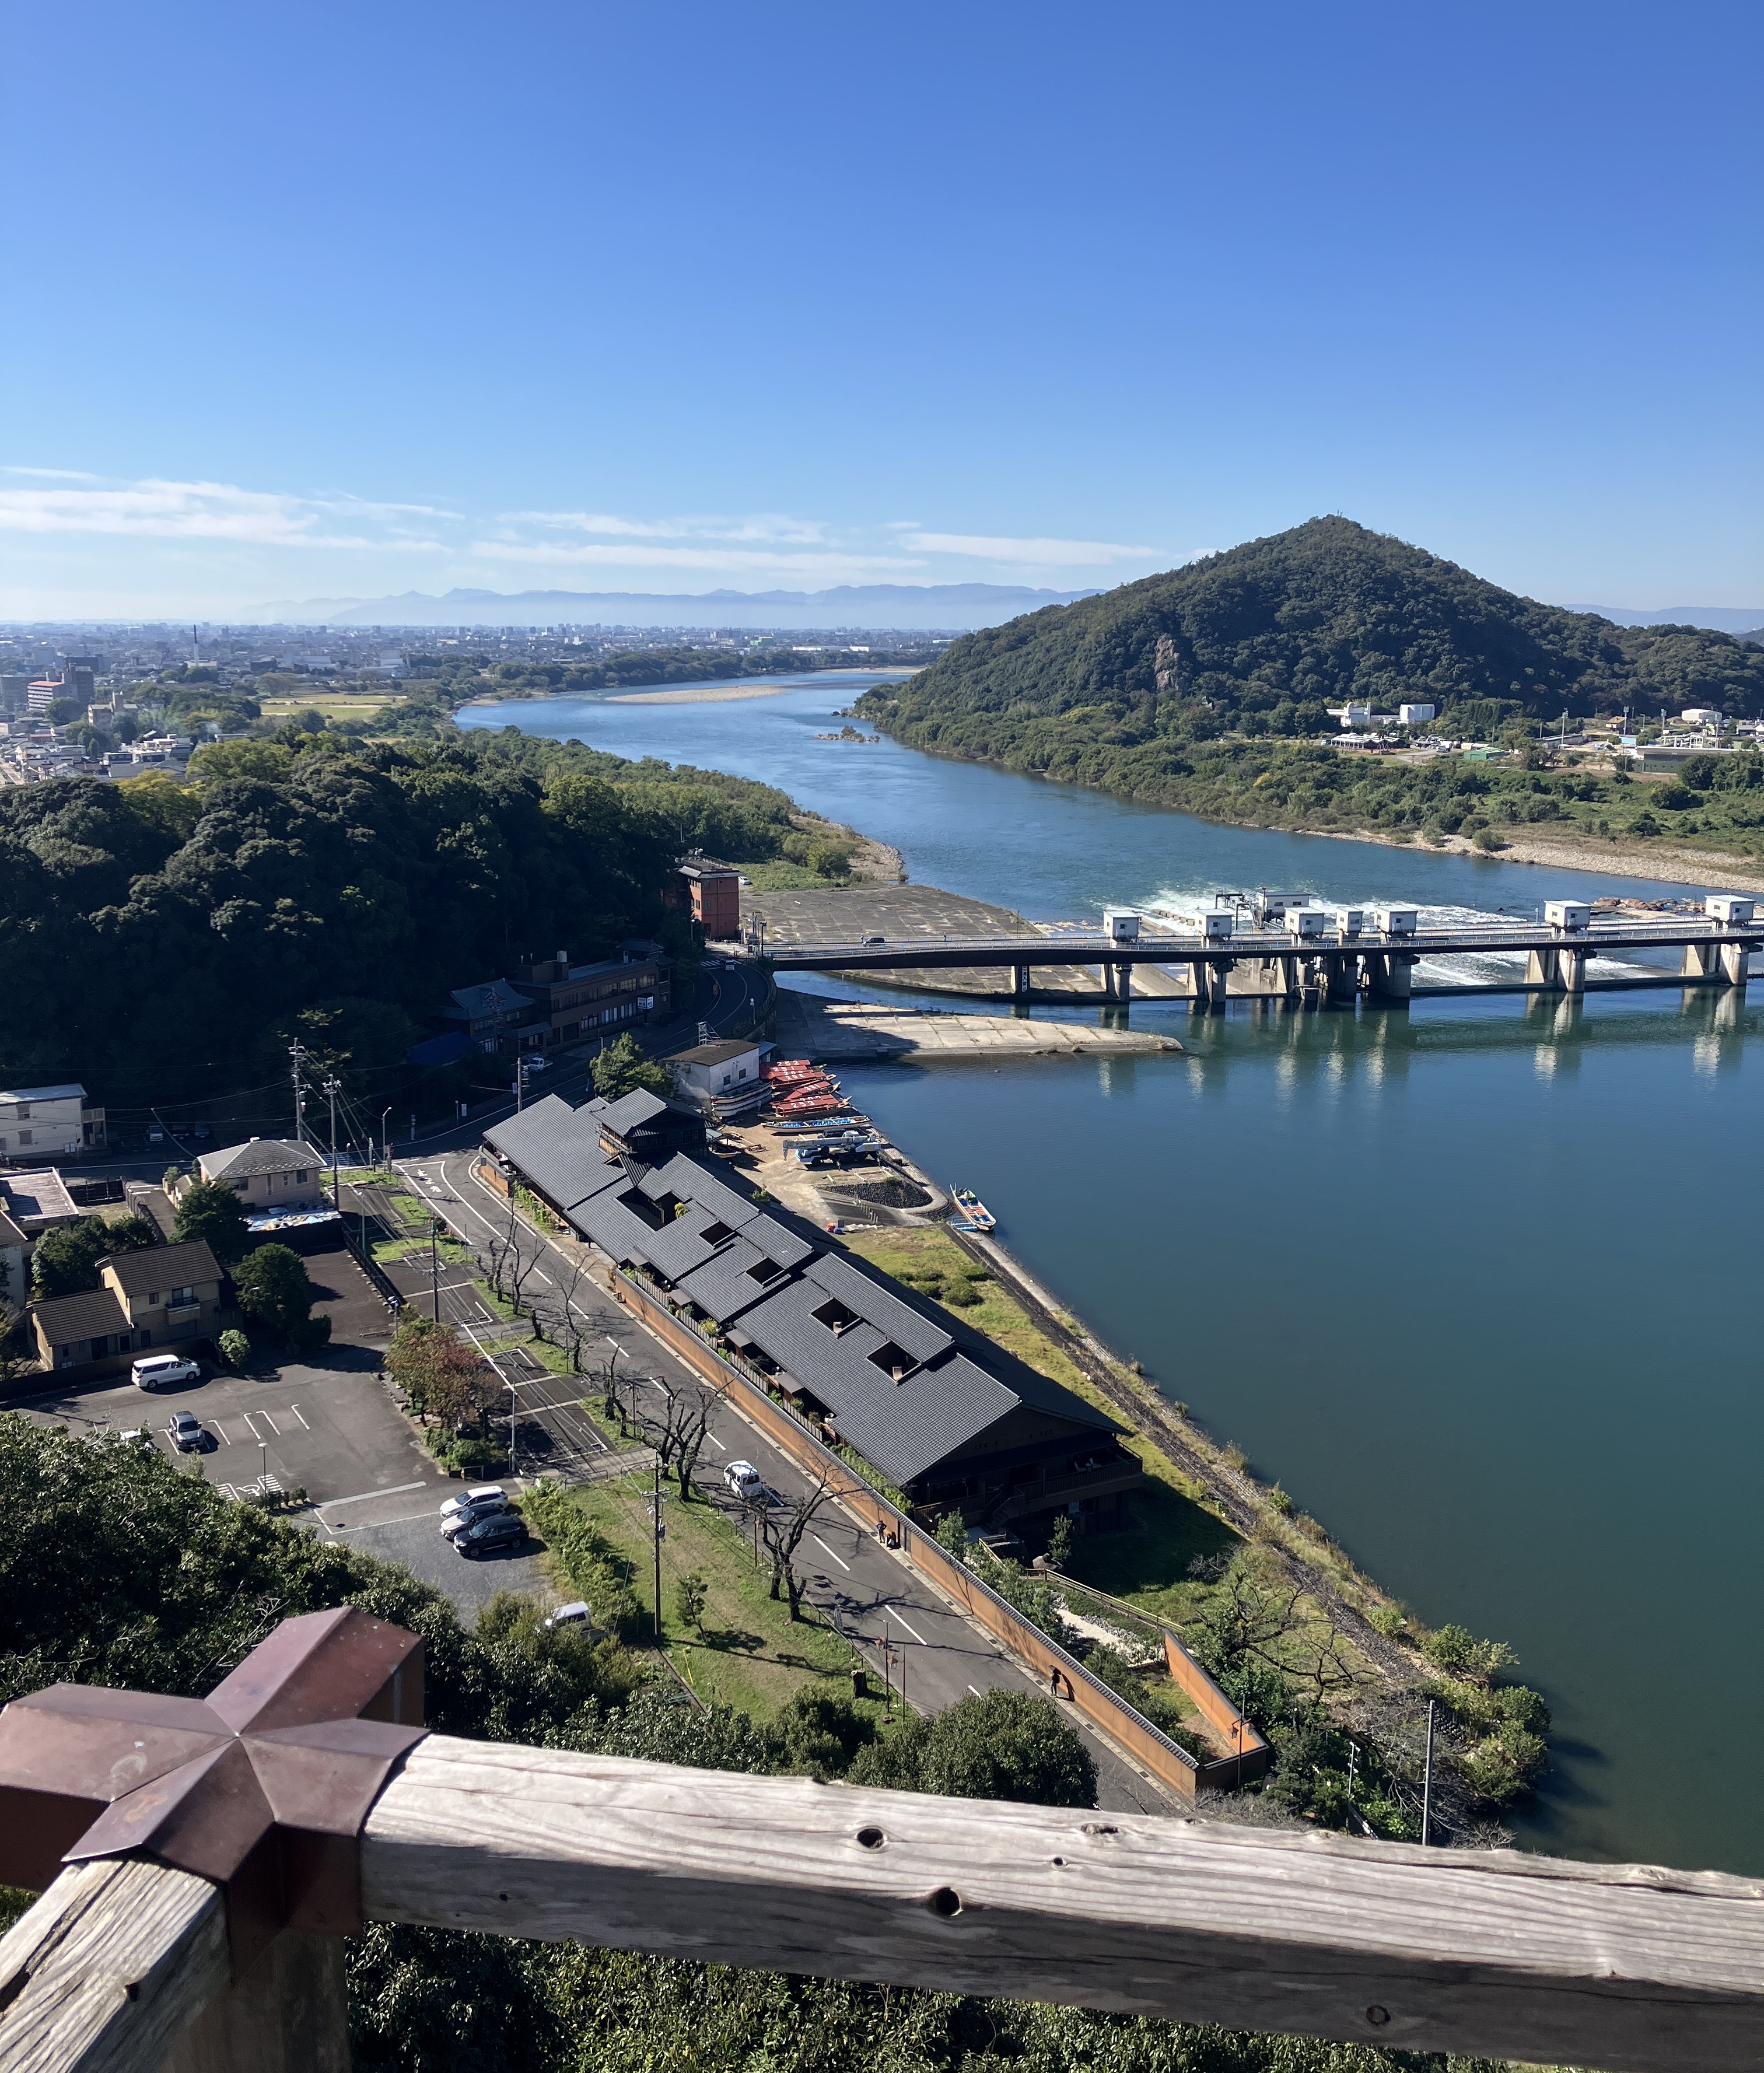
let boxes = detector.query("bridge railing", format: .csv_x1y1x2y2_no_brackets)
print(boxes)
6,1738,1764,2073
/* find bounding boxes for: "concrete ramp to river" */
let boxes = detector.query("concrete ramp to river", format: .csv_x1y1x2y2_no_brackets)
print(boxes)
773,988,1182,1060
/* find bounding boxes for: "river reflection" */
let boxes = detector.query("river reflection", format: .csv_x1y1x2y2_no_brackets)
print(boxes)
465,680,1764,1875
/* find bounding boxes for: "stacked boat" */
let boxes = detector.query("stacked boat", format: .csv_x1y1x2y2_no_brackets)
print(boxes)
764,1058,853,1120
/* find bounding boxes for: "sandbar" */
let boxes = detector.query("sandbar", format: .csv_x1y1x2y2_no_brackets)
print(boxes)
606,682,796,705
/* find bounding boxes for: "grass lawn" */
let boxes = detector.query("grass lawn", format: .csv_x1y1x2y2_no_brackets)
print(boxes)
373,1235,470,1266
552,1474,887,1724
386,1190,433,1228
729,858,855,891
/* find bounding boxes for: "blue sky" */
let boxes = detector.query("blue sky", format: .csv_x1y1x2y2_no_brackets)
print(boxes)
4,0,1759,619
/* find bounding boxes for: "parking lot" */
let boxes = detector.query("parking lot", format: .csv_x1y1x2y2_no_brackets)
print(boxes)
18,1356,447,1510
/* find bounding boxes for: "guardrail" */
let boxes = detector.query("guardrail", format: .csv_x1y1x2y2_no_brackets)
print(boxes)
609,1266,1252,1804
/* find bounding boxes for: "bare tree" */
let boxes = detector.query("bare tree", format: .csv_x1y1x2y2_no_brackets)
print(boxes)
637,1375,719,1500
541,1249,592,1373
758,1474,835,1620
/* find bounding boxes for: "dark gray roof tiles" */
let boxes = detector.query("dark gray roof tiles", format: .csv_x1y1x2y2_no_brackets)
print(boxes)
568,1182,670,1266
596,1088,670,1137
640,1203,737,1282
646,1153,762,1231
673,1220,814,1323
102,1239,222,1295
484,1098,624,1211
802,1252,953,1364
30,1287,131,1346
829,1352,1022,1486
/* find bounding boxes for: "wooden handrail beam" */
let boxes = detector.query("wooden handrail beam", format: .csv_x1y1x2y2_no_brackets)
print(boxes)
362,1737,1764,2073
0,1858,227,2073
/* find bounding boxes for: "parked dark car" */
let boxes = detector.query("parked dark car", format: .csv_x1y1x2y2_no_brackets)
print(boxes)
454,1512,528,1558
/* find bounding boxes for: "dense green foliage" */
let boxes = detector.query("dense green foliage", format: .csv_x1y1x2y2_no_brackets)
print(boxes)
173,1178,251,1263
0,1420,1526,2073
232,1242,316,1339
0,733,802,1106
859,520,1764,843
30,1211,158,1298
589,1030,674,1101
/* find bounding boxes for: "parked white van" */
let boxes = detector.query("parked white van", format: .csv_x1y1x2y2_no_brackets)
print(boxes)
131,1353,201,1391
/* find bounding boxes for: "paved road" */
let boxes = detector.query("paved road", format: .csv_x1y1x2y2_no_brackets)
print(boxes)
398,1146,1177,1815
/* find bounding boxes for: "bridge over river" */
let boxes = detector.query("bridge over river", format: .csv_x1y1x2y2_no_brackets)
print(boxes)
729,894,1763,1010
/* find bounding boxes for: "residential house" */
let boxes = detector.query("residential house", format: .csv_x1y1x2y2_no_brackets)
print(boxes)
666,1037,768,1118
28,1237,226,1375
0,1084,106,1161
197,1139,325,1212
482,1099,1141,1536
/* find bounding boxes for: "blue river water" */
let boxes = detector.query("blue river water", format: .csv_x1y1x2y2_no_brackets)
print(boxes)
463,677,1764,1874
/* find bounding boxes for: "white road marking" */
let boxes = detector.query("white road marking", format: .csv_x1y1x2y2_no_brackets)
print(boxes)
811,1533,850,1573
209,1421,230,1444
968,1684,984,1697
702,1431,726,1451
260,1412,281,1437
317,1480,429,1511
890,1611,929,1647
288,1405,310,1430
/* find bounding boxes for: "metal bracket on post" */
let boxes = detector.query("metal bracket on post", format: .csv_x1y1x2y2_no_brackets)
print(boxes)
0,1608,426,1980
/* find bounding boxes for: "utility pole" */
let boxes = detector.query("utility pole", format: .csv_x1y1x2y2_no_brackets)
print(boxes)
429,1218,443,1322
1422,1697,1436,1846
514,1059,529,1112
289,1042,308,1141
324,1079,341,1204
651,1456,664,1646
379,1106,393,1172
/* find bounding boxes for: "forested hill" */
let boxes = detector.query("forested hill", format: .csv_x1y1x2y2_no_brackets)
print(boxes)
858,519,1764,757
0,734,806,1112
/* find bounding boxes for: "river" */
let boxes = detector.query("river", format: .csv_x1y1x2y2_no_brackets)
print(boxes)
462,676,1764,1875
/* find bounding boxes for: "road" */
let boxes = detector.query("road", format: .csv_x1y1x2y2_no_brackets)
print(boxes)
396,1145,1177,1815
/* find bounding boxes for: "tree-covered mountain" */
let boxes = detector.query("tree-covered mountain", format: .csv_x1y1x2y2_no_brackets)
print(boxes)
859,520,1764,762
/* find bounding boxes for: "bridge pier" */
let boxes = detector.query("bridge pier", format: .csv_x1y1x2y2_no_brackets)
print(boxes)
1363,951,1413,1003
1320,952,1359,1006
1681,941,1718,982
1189,960,1230,1013
1720,940,1752,986
1101,961,1133,1000
1013,963,1032,999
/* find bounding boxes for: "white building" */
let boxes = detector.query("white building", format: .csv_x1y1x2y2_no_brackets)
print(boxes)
1399,702,1437,726
1681,708,1723,728
0,1084,105,1160
666,1038,769,1116
197,1137,326,1211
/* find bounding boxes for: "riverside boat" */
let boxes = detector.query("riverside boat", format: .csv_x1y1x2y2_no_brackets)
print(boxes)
949,1186,996,1232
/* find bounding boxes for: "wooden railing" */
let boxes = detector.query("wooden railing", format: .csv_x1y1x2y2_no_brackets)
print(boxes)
5,1739,1763,2073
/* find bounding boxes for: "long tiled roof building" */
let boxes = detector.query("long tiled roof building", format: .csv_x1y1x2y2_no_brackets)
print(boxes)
485,1095,1141,1535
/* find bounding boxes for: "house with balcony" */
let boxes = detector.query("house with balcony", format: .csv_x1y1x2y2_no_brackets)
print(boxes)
0,1084,106,1161
27,1237,227,1377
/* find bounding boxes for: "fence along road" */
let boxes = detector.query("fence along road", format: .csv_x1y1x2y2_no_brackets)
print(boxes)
397,1148,1182,1815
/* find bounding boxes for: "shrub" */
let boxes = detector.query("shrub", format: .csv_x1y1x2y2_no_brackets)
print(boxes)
216,1328,251,1370
1472,827,1504,852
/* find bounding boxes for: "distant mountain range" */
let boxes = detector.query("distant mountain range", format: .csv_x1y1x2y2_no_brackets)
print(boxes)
253,583,1100,632
1564,604,1764,634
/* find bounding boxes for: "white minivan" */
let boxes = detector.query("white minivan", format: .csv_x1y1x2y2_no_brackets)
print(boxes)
723,1459,763,1501
132,1353,201,1391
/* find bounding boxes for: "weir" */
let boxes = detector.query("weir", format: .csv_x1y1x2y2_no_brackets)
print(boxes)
736,897,1763,1013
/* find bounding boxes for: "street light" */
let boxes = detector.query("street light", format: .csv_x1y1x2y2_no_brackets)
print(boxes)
379,1107,393,1172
